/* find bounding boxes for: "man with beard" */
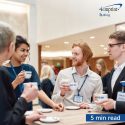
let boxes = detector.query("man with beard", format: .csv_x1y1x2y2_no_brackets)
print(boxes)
52,43,102,107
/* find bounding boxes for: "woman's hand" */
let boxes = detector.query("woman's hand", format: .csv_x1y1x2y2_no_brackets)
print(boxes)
12,71,25,89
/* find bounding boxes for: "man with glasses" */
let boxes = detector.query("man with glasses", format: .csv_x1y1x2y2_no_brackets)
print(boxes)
96,31,125,114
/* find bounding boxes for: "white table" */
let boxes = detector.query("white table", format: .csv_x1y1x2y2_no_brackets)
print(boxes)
33,108,122,125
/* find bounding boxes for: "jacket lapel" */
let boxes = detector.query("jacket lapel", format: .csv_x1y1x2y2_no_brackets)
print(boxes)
112,66,125,100
107,69,114,98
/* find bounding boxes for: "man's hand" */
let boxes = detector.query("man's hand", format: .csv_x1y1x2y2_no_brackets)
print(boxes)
25,111,44,125
52,103,64,112
95,98,116,110
60,84,70,96
79,103,89,109
21,84,38,102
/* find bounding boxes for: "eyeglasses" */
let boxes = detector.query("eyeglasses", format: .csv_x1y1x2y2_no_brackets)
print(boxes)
108,42,125,48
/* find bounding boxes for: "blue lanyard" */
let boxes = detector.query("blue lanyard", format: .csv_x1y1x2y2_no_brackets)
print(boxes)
9,62,24,92
9,62,23,77
72,73,88,96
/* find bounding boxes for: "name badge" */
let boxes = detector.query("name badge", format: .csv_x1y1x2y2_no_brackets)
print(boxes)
73,95,83,103
116,92,125,101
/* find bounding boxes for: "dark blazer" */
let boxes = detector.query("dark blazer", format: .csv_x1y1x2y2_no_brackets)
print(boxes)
0,67,28,125
102,72,111,93
104,67,125,113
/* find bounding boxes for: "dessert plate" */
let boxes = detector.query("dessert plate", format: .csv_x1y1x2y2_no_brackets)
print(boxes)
37,108,53,113
40,116,60,123
65,106,80,110
24,111,34,116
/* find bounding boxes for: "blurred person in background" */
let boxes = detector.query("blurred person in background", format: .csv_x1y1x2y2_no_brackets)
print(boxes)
96,58,109,77
40,65,54,108
96,58,110,93
3,35,63,111
0,22,43,125
42,61,56,86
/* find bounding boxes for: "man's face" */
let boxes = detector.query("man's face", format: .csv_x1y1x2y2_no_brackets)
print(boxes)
107,39,123,61
72,46,84,66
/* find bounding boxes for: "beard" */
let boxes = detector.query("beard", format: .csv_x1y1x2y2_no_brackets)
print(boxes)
72,59,84,66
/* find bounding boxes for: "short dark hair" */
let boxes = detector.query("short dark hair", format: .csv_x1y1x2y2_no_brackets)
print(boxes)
15,35,30,50
109,31,125,43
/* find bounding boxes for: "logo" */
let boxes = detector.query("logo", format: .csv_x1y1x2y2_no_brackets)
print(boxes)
99,3,122,17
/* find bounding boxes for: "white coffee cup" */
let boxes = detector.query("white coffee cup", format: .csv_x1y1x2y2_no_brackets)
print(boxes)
94,93,108,102
24,82,38,89
25,71,32,79
60,79,69,86
69,82,78,90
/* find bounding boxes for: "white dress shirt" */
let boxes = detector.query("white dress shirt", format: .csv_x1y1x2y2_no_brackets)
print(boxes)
52,67,103,106
111,62,125,91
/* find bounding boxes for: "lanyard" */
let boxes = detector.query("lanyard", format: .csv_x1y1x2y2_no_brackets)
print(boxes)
72,73,88,96
9,62,24,92
9,62,23,77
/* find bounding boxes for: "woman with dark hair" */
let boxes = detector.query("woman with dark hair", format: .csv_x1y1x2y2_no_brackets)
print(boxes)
3,35,63,111
0,22,42,125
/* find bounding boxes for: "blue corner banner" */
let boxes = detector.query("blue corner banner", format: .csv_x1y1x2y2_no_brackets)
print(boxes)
86,114,125,122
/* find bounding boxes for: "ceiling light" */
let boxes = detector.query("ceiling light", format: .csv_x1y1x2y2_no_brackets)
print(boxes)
100,44,104,47
0,1,29,14
90,36,95,39
104,47,108,50
64,41,69,44
45,45,50,48
116,24,125,31
41,51,72,57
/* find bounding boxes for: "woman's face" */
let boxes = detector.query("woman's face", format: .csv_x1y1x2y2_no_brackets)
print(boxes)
12,43,29,63
96,63,102,71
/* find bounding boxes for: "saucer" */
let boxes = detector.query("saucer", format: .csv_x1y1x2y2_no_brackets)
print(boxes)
65,106,80,110
40,116,60,123
24,111,34,116
37,108,53,113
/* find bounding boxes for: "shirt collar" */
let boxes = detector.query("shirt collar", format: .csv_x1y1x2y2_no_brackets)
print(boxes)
72,66,91,77
114,62,125,71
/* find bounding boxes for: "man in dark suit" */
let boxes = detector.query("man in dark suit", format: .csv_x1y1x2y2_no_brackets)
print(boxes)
97,31,125,114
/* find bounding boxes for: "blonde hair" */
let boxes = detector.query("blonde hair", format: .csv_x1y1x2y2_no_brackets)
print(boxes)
72,42,93,62
41,65,51,79
96,58,109,77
